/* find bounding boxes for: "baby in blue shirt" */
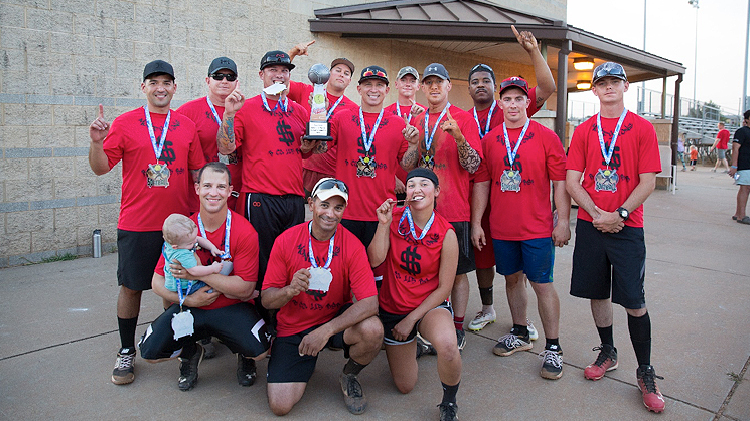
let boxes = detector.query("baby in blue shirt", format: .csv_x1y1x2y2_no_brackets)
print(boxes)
162,214,223,295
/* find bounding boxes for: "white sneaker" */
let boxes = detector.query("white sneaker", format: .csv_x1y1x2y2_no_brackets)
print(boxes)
467,310,496,331
527,318,539,341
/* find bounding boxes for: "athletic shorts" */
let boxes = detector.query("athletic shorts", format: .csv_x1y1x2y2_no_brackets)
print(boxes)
139,302,270,360
266,304,352,384
341,219,379,249
690,160,698,166
570,219,646,309
380,301,452,346
717,149,727,159
472,207,495,270
736,169,750,185
117,229,163,291
492,237,555,283
450,221,476,275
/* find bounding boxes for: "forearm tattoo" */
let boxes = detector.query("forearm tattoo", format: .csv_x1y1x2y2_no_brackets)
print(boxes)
401,146,421,171
217,115,236,152
457,141,481,174
314,140,328,154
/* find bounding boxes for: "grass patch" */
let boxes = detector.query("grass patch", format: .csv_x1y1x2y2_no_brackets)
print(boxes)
40,253,78,263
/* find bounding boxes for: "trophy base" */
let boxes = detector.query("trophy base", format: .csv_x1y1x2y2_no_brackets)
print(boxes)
304,121,332,142
302,134,333,142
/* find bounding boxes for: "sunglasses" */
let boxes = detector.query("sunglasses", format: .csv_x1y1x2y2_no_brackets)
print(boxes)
362,69,387,78
209,73,237,81
500,78,528,91
313,179,349,196
593,63,627,81
264,55,291,64
471,64,494,74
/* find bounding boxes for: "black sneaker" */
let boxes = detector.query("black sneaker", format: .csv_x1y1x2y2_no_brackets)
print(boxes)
111,347,136,385
416,335,437,359
237,354,257,387
539,346,564,380
340,373,367,414
456,328,466,351
177,343,204,391
200,337,216,359
492,333,532,357
438,402,459,421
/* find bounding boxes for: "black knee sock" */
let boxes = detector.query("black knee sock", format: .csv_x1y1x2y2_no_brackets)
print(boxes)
441,381,460,404
343,358,367,376
180,340,197,359
479,286,493,306
597,324,614,348
118,316,138,350
628,312,651,367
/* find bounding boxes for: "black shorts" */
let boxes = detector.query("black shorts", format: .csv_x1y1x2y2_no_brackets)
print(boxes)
379,301,452,346
266,304,352,384
117,229,163,291
570,219,647,309
450,221,476,275
340,219,379,249
138,302,271,360
243,192,305,287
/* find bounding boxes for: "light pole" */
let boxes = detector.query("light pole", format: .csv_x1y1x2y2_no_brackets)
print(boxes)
688,0,699,109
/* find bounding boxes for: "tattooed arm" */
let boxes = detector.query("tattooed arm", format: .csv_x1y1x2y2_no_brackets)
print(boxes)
456,138,481,174
217,85,245,155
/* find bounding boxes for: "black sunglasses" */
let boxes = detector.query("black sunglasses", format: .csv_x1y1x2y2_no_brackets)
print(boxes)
593,63,626,80
313,179,349,196
209,73,237,81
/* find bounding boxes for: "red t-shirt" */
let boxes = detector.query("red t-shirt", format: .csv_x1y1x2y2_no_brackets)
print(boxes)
717,129,730,149
566,111,662,228
155,210,259,310
469,86,540,137
385,101,427,183
474,120,566,240
288,80,358,176
262,222,378,337
103,107,205,232
233,95,310,196
411,104,483,222
380,208,455,315
177,97,244,212
332,108,409,221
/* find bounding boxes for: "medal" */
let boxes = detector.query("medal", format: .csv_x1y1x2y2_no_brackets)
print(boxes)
397,207,435,241
307,222,335,293
171,309,194,340
595,109,628,193
500,119,530,193
473,100,496,139
422,103,451,170
356,108,384,178
143,105,171,188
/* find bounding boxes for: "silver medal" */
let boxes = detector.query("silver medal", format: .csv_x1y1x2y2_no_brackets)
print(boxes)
147,163,170,188
171,310,194,340
594,168,619,192
308,267,333,292
500,169,522,192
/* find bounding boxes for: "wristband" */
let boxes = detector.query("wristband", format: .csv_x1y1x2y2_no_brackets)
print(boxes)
731,166,738,169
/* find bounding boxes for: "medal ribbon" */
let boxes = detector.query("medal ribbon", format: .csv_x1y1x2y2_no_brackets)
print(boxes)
143,105,171,164
326,95,344,120
502,119,530,168
597,108,628,168
206,96,222,125
261,91,288,113
164,243,192,309
197,209,232,260
473,100,496,138
398,207,435,241
358,108,384,154
396,103,412,124
423,102,451,152
308,222,335,269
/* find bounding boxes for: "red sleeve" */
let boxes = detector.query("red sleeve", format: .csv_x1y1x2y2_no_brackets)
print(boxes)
473,136,491,182
566,121,588,172
230,217,259,283
102,114,126,170
637,121,662,175
287,80,306,105
545,127,567,181
262,233,291,290
187,130,206,170
234,105,246,148
526,86,542,117
344,236,378,301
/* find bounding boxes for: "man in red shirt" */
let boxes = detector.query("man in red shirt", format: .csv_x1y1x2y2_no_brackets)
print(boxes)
88,60,205,386
566,62,665,413
139,163,271,392
711,121,731,172
262,178,383,416
465,26,557,335
471,77,569,380
177,57,243,214
287,40,359,195
411,63,483,350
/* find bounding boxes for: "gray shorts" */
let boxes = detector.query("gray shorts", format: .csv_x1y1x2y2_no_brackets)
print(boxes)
717,149,727,159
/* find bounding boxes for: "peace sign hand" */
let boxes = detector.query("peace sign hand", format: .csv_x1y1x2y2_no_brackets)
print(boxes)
89,104,110,144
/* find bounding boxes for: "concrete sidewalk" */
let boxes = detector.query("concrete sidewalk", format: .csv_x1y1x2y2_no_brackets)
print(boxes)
1,168,748,420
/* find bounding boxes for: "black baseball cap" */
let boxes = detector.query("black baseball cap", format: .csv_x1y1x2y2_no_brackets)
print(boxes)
260,50,295,71
143,60,175,81
208,57,237,76
422,63,450,81
591,62,627,84
359,65,389,85
468,64,495,83
498,77,529,97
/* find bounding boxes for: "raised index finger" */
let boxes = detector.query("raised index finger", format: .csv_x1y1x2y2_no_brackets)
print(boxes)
511,24,521,40
306,40,316,48
98,104,104,119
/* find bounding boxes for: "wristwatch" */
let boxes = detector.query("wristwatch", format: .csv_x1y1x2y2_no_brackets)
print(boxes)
616,207,630,221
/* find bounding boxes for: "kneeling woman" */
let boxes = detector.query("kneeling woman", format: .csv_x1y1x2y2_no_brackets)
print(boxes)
367,168,461,421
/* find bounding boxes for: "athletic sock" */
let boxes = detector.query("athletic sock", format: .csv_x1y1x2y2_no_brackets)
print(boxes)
179,340,197,359
343,358,367,376
453,316,464,331
441,381,460,404
511,324,528,338
479,286,493,306
545,338,561,353
597,324,614,348
118,316,138,350
628,312,652,367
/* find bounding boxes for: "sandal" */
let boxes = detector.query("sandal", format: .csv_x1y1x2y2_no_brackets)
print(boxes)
738,216,750,225
732,216,739,221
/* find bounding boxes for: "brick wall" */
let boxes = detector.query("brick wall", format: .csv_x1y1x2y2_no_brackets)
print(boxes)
0,0,565,267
